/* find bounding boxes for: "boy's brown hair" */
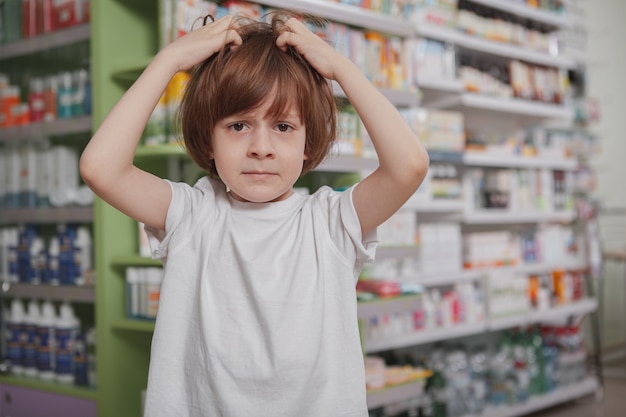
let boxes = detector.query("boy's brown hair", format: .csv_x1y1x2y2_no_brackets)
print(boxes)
179,12,337,178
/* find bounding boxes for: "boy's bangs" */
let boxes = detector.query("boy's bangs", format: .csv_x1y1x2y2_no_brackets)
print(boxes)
265,72,303,121
215,50,305,122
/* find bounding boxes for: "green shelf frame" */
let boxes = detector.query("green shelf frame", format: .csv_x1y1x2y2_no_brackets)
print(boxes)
111,58,152,85
89,1,162,415
112,319,156,333
110,255,162,268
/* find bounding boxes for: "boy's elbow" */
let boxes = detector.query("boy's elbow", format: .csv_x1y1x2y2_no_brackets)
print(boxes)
408,149,430,185
79,153,102,191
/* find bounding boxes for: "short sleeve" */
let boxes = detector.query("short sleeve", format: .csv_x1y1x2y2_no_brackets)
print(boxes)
144,178,217,260
323,185,379,278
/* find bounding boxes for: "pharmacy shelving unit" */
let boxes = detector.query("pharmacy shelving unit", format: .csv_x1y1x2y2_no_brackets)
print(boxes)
2,0,591,416
368,1,599,414
0,23,97,413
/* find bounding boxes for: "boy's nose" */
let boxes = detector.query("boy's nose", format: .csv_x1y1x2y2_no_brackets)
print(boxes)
248,129,275,159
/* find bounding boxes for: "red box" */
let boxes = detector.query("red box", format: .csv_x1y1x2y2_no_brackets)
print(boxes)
22,0,38,38
50,0,89,31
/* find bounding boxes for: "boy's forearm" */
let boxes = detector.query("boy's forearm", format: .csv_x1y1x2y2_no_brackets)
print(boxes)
334,61,429,178
80,52,179,181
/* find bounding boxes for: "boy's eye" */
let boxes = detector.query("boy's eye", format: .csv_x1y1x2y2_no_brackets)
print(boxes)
230,123,246,132
276,123,292,132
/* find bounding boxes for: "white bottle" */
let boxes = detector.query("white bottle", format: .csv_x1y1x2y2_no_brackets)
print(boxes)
0,228,9,282
55,302,80,383
48,236,60,286
422,291,435,330
7,299,25,375
22,299,41,377
29,237,44,285
37,300,56,380
73,226,92,286
6,228,19,283
126,267,140,318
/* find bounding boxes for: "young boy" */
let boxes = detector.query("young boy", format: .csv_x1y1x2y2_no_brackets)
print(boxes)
80,12,428,417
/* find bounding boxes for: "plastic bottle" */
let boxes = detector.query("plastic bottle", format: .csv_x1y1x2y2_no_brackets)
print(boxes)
19,142,38,208
73,330,88,386
29,236,44,285
146,268,162,319
0,86,20,127
47,236,60,285
422,291,435,329
5,146,20,208
43,75,58,122
57,224,76,285
526,327,543,396
489,332,514,405
0,228,17,282
36,300,56,380
71,69,88,116
28,77,45,122
22,299,41,377
468,346,488,415
73,226,92,286
7,228,19,283
0,228,10,282
57,72,74,119
0,0,22,43
7,299,25,375
55,302,79,383
86,326,97,387
541,326,559,392
17,225,37,283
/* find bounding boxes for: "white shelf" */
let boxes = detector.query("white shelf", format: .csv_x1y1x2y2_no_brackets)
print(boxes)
367,379,426,410
464,152,578,171
0,24,90,60
418,78,465,93
361,298,596,353
257,0,413,36
513,260,589,274
0,116,92,142
476,377,597,417
365,322,489,353
367,375,597,414
2,283,95,303
412,269,485,287
470,260,589,276
0,206,93,225
460,93,572,119
463,210,576,224
489,298,598,331
465,0,572,29
416,24,576,69
332,82,420,107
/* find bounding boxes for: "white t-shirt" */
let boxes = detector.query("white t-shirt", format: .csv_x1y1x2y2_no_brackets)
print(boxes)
143,177,378,417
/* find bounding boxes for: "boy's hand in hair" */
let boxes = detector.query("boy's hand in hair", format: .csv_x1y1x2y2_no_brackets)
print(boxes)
275,17,350,81
160,15,242,73
276,17,429,236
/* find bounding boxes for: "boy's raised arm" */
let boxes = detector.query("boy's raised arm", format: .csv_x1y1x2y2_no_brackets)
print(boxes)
80,16,242,230
276,18,429,235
